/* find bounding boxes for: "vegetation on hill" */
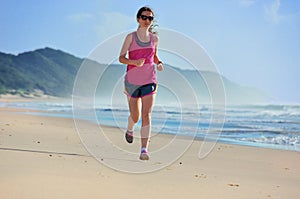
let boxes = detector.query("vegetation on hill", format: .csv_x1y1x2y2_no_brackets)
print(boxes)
0,47,82,97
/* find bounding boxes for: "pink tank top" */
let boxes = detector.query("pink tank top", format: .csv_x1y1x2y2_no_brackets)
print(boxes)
125,31,157,85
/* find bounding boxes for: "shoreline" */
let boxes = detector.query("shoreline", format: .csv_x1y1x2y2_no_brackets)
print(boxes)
0,94,69,102
0,106,300,198
1,98,299,153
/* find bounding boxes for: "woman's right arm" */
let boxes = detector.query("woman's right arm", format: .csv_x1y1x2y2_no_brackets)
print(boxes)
119,33,145,67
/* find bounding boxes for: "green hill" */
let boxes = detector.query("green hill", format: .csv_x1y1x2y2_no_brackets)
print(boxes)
0,47,83,97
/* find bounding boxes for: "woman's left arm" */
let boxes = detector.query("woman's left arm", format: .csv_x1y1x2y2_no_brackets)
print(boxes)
154,35,164,71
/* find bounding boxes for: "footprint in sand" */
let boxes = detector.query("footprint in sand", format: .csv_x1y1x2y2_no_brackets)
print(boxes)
194,174,207,179
217,145,234,151
228,183,240,187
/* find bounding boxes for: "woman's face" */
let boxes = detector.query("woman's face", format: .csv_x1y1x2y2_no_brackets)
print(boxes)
137,11,153,28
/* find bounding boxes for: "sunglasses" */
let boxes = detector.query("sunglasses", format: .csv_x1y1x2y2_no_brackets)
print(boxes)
139,15,154,21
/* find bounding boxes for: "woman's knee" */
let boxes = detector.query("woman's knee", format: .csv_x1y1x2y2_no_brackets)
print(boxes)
129,114,140,124
142,112,151,122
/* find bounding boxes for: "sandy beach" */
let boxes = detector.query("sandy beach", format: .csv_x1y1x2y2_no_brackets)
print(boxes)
0,105,300,199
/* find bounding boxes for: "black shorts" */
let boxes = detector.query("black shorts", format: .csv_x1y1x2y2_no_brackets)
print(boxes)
124,81,157,98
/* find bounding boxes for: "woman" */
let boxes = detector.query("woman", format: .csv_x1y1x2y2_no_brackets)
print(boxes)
119,6,163,160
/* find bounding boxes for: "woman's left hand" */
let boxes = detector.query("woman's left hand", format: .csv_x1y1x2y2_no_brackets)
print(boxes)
157,63,164,71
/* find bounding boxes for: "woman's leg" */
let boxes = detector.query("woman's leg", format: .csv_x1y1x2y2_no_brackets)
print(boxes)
127,96,141,131
140,94,156,149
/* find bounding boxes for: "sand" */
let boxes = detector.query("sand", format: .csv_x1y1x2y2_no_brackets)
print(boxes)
0,106,299,199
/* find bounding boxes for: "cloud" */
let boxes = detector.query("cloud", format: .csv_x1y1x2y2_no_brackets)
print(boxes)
67,13,93,23
95,12,135,40
240,0,256,7
264,0,282,23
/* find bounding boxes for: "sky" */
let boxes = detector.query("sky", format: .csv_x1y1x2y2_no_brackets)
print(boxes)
1,0,300,104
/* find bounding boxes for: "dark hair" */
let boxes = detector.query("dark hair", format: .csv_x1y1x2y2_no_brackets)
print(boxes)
136,6,158,34
136,6,154,18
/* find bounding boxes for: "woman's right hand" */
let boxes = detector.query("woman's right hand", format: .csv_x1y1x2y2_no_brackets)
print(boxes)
135,58,145,67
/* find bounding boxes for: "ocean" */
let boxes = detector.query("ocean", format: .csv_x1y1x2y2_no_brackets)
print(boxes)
1,101,299,152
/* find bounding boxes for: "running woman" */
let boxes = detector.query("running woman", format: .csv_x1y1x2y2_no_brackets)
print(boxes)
119,6,163,160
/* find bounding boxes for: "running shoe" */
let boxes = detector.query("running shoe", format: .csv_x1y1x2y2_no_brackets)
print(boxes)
125,130,133,143
139,149,149,160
